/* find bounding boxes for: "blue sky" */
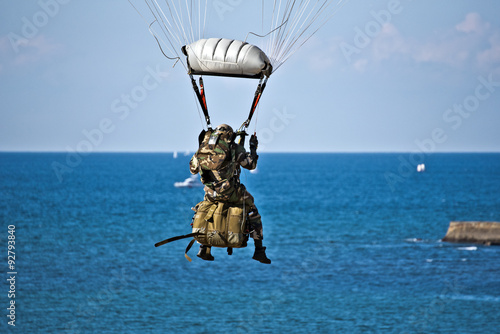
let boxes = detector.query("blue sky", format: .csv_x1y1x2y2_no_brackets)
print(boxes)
1,0,499,153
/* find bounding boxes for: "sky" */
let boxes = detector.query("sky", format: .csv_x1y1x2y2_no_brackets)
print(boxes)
1,0,499,153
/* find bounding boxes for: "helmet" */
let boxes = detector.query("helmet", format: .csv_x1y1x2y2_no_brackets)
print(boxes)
215,124,234,141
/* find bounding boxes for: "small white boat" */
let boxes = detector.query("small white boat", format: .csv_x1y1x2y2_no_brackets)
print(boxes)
417,163,425,172
174,175,203,188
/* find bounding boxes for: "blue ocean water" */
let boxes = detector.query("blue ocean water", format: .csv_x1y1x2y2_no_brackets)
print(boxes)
1,152,499,333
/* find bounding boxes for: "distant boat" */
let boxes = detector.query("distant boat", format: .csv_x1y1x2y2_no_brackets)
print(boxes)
417,163,425,172
173,151,178,159
174,175,203,188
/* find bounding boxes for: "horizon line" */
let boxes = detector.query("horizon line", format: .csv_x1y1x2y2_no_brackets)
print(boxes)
1,150,499,154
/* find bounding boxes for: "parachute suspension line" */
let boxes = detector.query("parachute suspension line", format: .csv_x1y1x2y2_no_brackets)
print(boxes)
148,21,181,64
278,0,348,70
197,0,201,40
191,90,206,129
274,0,321,71
244,18,291,44
172,0,189,44
130,1,184,68
186,0,195,43
270,1,291,69
269,0,312,71
142,1,186,69
264,0,350,73
253,100,261,135
277,0,315,59
189,74,211,129
262,0,265,36
269,0,294,64
136,0,214,70
148,1,180,48
148,0,187,57
162,0,189,46
268,0,287,63
202,0,209,40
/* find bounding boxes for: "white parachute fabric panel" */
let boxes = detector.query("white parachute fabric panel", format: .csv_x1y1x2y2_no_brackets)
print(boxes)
183,38,272,78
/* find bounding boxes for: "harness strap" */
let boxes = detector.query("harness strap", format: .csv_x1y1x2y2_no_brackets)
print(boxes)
155,232,202,247
242,76,269,129
204,203,217,222
190,74,211,128
199,77,207,113
217,231,229,245
184,239,196,262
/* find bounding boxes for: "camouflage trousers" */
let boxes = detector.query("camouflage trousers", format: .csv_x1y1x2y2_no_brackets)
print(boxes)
204,184,264,240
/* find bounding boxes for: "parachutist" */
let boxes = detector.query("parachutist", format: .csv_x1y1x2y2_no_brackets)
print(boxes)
190,124,271,264
139,1,348,264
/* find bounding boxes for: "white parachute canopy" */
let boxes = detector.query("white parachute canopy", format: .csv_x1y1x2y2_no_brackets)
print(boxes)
130,0,349,76
182,38,272,78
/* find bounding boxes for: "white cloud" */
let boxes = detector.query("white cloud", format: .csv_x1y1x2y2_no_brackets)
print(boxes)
477,32,500,68
0,36,13,74
456,12,490,34
345,12,499,72
300,35,345,72
352,58,367,72
412,13,498,69
411,34,473,67
371,23,407,61
0,33,63,71
0,36,10,52
13,34,63,65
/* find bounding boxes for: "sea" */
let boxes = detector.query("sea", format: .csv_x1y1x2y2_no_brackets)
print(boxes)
1,152,499,333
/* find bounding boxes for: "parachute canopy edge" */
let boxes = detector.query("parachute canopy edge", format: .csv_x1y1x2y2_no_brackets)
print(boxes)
182,38,273,79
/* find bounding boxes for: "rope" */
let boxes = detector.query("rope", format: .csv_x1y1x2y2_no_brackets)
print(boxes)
264,0,351,73
253,103,260,135
192,89,206,130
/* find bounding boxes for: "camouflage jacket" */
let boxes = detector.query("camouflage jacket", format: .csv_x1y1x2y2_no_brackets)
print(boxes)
190,143,258,201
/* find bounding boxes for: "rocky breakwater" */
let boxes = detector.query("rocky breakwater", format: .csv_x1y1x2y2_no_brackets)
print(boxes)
442,221,500,245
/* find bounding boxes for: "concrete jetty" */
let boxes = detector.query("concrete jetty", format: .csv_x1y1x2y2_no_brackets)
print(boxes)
442,221,500,245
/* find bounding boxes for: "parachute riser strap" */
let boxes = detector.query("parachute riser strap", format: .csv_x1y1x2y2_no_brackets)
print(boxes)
190,74,211,128
242,76,268,130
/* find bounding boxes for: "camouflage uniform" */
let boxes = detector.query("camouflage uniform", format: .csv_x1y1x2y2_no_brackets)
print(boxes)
190,143,264,240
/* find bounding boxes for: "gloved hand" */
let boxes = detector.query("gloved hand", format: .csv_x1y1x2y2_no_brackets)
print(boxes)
198,129,207,146
250,134,258,151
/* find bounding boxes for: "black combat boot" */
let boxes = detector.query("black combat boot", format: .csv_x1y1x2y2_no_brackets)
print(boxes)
252,240,271,264
197,245,214,261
